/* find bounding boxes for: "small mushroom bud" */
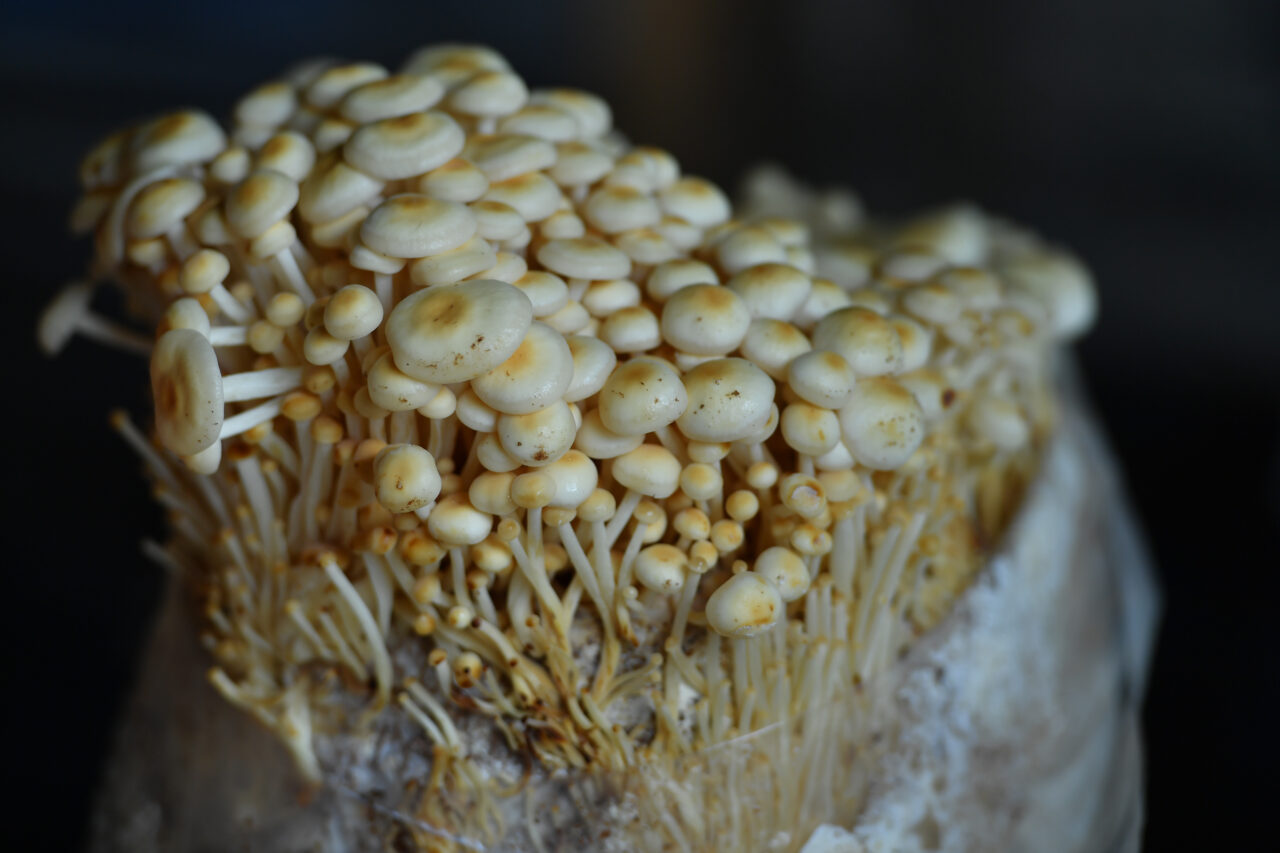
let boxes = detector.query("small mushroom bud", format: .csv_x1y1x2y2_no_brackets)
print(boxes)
706,572,783,638
373,444,441,514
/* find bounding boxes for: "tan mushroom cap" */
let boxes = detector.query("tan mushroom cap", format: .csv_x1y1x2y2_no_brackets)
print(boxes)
373,444,442,513
646,259,719,302
340,73,445,123
497,400,577,466
660,283,752,356
612,444,682,498
470,200,525,241
465,133,556,182
574,408,643,459
787,349,855,409
634,544,687,594
366,351,440,411
360,194,476,258
127,177,206,239
542,449,599,508
535,237,630,280
343,111,465,180
324,284,384,340
563,335,616,402
705,572,782,637
427,493,493,546
726,263,813,321
838,377,925,470
403,43,511,83
499,104,578,141
298,156,384,223
130,110,226,172
658,177,730,227
408,235,496,287
449,69,529,117
753,546,810,603
598,357,688,436
386,278,532,383
812,307,904,377
418,157,489,202
254,132,316,182
306,62,388,109
583,184,661,234
234,81,297,129
225,169,299,239
530,88,612,138
472,321,573,414
482,172,562,222
511,270,569,317
549,141,613,187
599,305,661,353
151,328,224,456
678,358,776,443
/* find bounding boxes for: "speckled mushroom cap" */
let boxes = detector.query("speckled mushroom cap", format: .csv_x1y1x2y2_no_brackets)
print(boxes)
55,43,1098,851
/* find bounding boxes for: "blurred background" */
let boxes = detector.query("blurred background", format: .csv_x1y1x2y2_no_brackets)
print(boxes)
2,1,1275,849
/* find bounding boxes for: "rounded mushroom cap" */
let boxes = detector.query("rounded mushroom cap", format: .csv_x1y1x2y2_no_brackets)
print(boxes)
705,572,782,637
726,263,812,321
306,62,388,109
574,408,644,459
419,157,489,202
298,157,384,223
450,69,529,118
677,358,776,443
634,544,687,594
343,111,465,180
969,396,1029,450
37,281,95,355
530,88,612,138
542,449,599,509
660,283,751,356
466,133,556,182
781,402,841,457
563,335,617,402
386,278,532,383
658,177,730,227
234,81,297,128
151,328,224,456
510,270,569,317
360,194,476,258
496,400,577,466
645,258,718,302
679,462,723,501
366,351,440,411
583,184,661,234
549,140,613,187
812,307,904,377
535,236,630,280
739,318,812,380
161,297,212,337
127,177,206,239
598,357,688,436
427,493,493,546
598,305,661,354
472,321,573,414
341,73,445,123
373,444,442,513
324,284,384,340
130,110,226,172
468,470,517,516
225,169,299,239
483,172,561,223
753,546,811,602
889,315,932,372
999,250,1096,338
255,131,316,182
179,249,230,295
838,377,925,470
612,444,681,498
787,349,855,409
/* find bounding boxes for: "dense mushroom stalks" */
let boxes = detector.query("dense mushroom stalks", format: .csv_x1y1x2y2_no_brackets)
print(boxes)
63,46,1095,851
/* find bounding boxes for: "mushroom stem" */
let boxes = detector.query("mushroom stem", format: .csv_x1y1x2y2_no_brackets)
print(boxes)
67,312,154,354
222,365,304,402
323,556,393,706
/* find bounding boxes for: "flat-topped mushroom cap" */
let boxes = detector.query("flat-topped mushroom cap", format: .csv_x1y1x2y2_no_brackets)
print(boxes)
386,278,532,383
812,307,904,377
343,111,465,180
373,443,441,513
449,69,529,117
542,449,599,508
549,141,614,187
634,544,687,593
529,88,612,138
408,235,497,286
563,335,616,402
612,444,681,498
598,357,687,436
838,377,925,470
324,284,383,340
366,351,440,411
402,43,511,82
583,184,661,234
297,156,383,224
482,172,561,223
340,73,445,123
677,358,776,443
645,258,718,303
305,62,388,109
225,169,298,239
496,400,576,466
939,266,1002,311
127,177,206,239
360,194,476,258
660,283,751,356
726,263,813,321
753,546,811,602
418,157,489,202
574,408,644,459
535,237,630,280
472,321,573,414
465,133,556,182
499,104,578,141
658,177,730,227
151,328,224,456
706,572,782,637
511,270,569,317
470,200,525,241
130,110,226,172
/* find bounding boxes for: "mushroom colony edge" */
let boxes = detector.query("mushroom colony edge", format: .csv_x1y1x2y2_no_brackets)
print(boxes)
49,43,1097,851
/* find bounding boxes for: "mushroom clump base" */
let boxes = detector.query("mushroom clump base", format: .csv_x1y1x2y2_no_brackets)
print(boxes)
61,45,1101,851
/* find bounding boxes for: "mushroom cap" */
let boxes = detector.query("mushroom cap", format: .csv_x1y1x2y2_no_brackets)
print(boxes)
812,307,904,377
612,444,681,498
151,328,224,456
234,81,297,128
343,111,465,180
716,225,787,274
634,544,687,594
419,157,489,202
225,169,298,239
427,493,493,546
37,281,95,355
299,157,384,223
838,377,925,470
739,318,813,380
496,400,577,466
999,251,1096,338
455,388,499,432
535,237,630,280
542,449,599,509
726,263,812,321
127,177,206,239
465,133,556,182
408,235,497,287
583,184,661,234
969,396,1029,450
511,270,569,317
792,277,854,330
373,444,442,513
549,141,614,187
787,349,855,409
677,358,776,443
582,279,641,317
130,110,226,172
449,69,529,118
469,471,517,516
889,315,932,372
324,284,384,340
599,305,661,354
705,572,782,637
563,334,617,402
781,402,841,457
658,177,730,227
530,88,612,138
470,200,525,241
341,73,445,123
574,408,644,459
360,194,476,258
366,351,440,411
902,281,963,326
472,321,573,414
386,278,532,383
482,172,562,223
179,249,230,295
660,283,751,356
645,258,718,302
598,357,687,436
306,62,388,109
499,104,578,141
256,131,316,182
754,546,811,602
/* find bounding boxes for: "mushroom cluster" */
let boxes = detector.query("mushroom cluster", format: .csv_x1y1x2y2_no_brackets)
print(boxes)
54,45,1096,850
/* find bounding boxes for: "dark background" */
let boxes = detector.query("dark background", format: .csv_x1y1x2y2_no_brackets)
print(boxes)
2,1,1276,849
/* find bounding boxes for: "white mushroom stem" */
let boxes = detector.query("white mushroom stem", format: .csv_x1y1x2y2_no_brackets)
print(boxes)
322,556,393,705
208,326,249,346
222,365,304,402
267,248,317,305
